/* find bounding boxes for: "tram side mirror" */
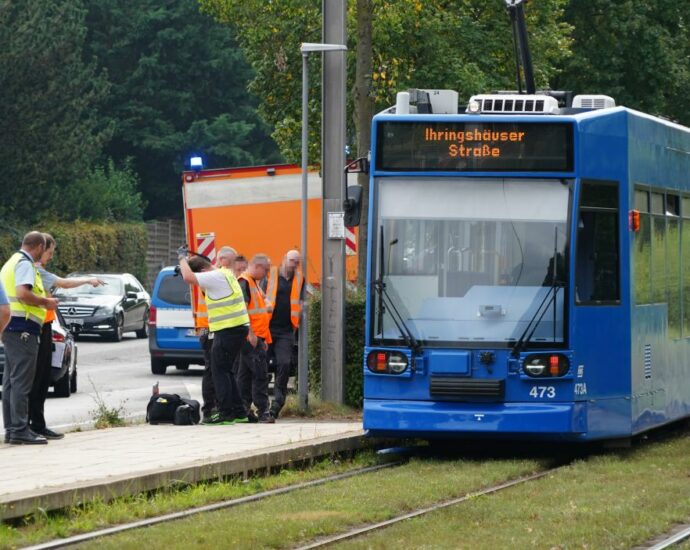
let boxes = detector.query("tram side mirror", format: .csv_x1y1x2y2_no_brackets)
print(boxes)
345,156,369,174
344,185,363,227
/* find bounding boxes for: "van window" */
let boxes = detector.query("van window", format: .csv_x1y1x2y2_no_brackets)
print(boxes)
157,274,192,306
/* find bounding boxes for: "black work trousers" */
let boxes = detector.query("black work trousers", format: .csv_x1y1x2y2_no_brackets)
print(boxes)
28,322,52,432
199,331,216,415
269,332,294,418
237,338,269,415
210,325,248,418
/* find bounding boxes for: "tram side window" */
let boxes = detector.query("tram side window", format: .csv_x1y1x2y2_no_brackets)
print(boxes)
683,197,690,336
666,194,681,338
634,189,652,305
575,180,620,304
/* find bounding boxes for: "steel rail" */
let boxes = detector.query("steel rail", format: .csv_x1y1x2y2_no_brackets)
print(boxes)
295,466,562,550
25,462,401,550
647,525,690,550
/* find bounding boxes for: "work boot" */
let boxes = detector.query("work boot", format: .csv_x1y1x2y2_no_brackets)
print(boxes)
9,433,48,445
35,428,64,440
258,412,275,424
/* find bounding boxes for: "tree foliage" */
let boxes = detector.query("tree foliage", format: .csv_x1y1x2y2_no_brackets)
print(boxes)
61,160,146,222
85,0,281,218
200,0,572,162
556,0,690,125
0,0,111,223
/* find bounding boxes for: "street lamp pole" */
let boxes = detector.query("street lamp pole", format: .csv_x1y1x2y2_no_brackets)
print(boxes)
299,42,347,412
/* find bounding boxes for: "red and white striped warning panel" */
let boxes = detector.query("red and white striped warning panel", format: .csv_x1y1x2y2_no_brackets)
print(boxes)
196,232,217,263
346,226,357,256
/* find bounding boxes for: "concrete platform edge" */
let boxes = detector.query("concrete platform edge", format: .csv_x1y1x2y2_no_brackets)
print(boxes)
1,431,369,521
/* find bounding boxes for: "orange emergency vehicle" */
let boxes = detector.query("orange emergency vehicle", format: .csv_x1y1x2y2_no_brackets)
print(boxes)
182,164,358,327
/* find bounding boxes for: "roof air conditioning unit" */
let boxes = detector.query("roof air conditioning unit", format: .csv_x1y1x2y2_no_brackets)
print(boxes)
468,94,559,115
572,95,615,109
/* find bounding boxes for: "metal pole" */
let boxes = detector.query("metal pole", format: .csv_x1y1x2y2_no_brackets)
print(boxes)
320,0,347,404
298,52,309,412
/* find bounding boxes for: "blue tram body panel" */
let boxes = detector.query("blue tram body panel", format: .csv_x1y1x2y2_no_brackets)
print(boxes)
363,105,690,442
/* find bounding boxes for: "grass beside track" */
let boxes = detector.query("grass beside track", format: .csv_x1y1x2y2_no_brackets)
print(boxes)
338,430,690,549
73,454,546,549
0,453,380,549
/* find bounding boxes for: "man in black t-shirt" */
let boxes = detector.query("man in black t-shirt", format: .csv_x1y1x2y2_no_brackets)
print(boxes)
266,250,304,419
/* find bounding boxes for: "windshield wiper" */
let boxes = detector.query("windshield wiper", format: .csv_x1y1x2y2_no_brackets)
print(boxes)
512,227,564,357
373,279,421,355
374,226,421,355
510,285,560,357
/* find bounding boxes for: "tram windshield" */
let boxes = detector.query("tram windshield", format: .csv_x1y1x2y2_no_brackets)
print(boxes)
372,177,570,348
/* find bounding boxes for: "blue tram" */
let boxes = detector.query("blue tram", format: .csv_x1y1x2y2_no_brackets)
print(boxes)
361,90,690,441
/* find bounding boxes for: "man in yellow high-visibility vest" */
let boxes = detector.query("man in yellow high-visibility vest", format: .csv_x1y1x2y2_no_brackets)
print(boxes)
0,232,58,445
179,250,250,425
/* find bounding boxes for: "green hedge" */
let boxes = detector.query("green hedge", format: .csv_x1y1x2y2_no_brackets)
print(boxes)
0,221,148,283
308,289,365,408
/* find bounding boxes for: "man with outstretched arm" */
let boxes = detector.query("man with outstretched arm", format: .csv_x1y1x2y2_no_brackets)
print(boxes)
28,233,104,440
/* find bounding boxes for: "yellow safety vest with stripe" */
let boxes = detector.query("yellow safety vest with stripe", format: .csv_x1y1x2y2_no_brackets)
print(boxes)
0,252,47,327
266,265,304,330
206,268,249,333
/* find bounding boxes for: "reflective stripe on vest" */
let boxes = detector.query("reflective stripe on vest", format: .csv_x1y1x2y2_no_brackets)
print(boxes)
265,266,278,314
206,268,249,332
195,291,209,329
238,273,272,344
289,267,304,329
266,265,304,330
0,252,47,327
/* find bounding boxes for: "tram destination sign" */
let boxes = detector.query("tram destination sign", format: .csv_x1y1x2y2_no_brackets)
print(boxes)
376,121,573,172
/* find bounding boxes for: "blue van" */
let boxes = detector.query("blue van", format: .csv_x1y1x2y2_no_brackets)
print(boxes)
148,266,204,375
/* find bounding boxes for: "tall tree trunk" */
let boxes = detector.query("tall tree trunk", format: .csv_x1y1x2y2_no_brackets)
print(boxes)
354,0,374,288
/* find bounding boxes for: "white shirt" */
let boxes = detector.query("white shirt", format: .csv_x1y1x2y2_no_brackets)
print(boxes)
195,269,236,301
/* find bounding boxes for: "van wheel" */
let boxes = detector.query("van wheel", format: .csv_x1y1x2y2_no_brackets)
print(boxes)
151,358,167,375
136,309,149,339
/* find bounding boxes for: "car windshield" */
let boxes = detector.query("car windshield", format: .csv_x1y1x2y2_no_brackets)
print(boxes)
373,177,570,347
55,275,123,297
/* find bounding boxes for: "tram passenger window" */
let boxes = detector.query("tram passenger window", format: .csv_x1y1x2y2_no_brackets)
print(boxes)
634,189,651,305
576,180,620,304
683,198,690,336
667,194,681,338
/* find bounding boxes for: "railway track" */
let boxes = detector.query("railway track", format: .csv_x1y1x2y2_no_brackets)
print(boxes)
639,525,690,550
24,462,402,550
294,465,563,550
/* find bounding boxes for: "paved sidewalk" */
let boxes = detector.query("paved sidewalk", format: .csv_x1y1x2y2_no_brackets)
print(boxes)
0,421,364,520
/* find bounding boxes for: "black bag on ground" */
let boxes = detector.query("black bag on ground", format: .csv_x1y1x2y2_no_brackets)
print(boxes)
146,393,183,424
174,399,201,425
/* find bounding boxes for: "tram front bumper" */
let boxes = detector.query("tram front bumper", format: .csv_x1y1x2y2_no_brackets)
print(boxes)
363,399,587,438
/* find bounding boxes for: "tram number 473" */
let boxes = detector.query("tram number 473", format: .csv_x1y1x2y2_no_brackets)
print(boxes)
529,386,556,399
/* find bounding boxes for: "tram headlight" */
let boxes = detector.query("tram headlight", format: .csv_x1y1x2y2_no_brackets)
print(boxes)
367,350,409,375
523,354,569,377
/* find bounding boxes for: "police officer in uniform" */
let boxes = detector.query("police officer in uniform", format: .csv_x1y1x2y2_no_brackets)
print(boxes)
0,232,58,445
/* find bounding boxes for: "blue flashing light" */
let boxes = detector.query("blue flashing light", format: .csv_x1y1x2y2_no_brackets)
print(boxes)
190,156,203,170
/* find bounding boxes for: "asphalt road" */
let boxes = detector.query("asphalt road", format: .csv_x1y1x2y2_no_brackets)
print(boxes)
3,333,205,431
